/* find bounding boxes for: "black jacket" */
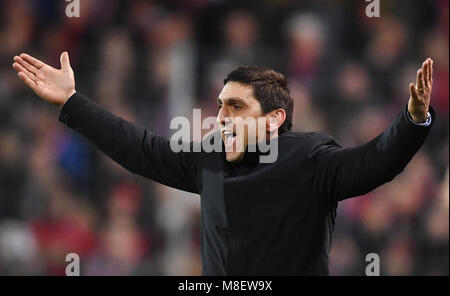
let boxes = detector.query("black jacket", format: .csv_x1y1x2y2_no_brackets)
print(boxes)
59,92,435,275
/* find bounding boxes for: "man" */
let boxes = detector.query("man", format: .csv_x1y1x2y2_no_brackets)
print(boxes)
12,52,435,275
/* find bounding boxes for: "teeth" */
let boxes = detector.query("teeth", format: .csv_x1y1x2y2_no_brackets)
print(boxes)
224,131,235,150
223,131,233,138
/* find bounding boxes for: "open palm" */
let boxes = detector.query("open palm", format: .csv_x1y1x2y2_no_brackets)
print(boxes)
13,52,76,108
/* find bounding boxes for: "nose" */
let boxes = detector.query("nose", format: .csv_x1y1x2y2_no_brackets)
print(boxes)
217,106,227,126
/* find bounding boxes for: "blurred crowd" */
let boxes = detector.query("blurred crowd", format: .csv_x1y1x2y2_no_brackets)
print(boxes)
0,0,448,275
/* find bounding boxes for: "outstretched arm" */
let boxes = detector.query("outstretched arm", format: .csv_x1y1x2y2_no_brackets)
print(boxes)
13,52,200,193
310,58,436,202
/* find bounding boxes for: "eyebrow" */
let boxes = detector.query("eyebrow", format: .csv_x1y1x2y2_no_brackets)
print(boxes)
217,97,244,104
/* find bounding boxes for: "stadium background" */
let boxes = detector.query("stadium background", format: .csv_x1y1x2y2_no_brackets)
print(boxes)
0,0,448,275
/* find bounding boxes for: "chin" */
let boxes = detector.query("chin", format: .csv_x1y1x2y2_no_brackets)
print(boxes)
225,151,245,163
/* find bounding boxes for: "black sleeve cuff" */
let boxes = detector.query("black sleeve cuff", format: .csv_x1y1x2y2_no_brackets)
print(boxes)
59,92,93,125
402,104,436,130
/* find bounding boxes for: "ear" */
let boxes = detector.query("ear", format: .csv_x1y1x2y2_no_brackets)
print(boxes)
266,109,287,133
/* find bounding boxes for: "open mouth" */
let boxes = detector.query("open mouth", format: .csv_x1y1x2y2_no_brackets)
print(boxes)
223,130,237,152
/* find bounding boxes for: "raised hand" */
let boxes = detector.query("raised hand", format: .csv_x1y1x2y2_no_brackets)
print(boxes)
13,52,76,108
408,58,433,123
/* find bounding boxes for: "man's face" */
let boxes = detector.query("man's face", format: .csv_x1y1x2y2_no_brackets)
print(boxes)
217,82,265,163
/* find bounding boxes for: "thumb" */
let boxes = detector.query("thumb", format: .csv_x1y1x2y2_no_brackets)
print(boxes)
60,51,71,71
409,82,419,102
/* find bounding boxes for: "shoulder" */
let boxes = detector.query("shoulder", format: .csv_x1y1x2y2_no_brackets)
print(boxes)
280,130,342,159
281,130,340,146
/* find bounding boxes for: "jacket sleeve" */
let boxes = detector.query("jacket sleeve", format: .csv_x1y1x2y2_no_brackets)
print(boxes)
308,104,436,202
59,92,200,194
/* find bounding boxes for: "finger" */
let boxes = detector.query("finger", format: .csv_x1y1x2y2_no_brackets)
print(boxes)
14,56,38,75
18,72,37,90
426,58,432,87
410,83,420,102
430,59,434,85
13,62,37,82
416,69,425,91
20,53,45,69
426,58,432,83
60,51,71,72
420,68,426,90
422,60,429,88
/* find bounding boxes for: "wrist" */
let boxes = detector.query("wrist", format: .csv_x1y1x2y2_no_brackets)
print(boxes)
60,89,76,109
410,112,428,124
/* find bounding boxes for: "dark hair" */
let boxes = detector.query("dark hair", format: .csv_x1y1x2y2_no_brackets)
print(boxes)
223,65,293,133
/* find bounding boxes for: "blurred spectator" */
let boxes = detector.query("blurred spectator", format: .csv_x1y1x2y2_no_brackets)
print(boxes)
0,220,42,275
